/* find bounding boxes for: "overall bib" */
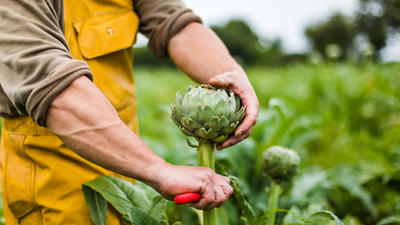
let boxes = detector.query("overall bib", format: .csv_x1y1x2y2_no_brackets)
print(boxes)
1,0,139,224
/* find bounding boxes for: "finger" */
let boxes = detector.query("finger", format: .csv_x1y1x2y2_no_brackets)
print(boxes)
215,174,231,185
216,136,237,150
217,186,232,208
224,184,234,196
216,129,251,150
190,194,213,210
223,176,231,184
234,97,258,137
219,179,233,196
207,187,226,210
207,72,233,87
190,181,216,210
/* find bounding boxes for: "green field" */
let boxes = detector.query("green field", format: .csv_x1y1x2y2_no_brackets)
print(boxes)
134,63,400,225
0,63,398,225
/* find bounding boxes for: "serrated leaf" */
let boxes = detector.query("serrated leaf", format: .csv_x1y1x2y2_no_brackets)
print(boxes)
82,176,159,225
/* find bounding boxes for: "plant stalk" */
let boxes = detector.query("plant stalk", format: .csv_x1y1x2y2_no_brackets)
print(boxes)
198,139,216,225
266,181,281,225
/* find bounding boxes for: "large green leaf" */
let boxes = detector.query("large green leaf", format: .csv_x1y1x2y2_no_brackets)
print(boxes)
82,186,107,225
82,176,159,225
123,206,159,225
148,195,167,222
106,176,151,210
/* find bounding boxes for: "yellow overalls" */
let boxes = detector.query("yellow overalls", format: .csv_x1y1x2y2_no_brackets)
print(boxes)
1,0,139,224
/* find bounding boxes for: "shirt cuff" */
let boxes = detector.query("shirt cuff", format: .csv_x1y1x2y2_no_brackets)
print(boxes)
26,59,93,127
148,8,202,57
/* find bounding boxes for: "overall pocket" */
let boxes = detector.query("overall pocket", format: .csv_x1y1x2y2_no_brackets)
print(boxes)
72,9,139,59
2,133,35,220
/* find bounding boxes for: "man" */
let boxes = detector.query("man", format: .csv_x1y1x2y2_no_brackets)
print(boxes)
0,0,259,224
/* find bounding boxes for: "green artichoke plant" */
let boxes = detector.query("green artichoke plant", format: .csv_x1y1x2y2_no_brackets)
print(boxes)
262,146,300,225
170,84,245,143
170,84,245,225
262,146,300,183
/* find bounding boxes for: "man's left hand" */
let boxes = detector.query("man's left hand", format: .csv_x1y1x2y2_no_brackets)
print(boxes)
208,70,259,150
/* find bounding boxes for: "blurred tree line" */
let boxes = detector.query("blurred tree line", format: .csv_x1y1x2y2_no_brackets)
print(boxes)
134,0,400,67
133,20,306,68
306,0,400,62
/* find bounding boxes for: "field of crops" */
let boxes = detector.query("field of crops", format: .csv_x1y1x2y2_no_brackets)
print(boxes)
0,63,398,225
134,63,400,225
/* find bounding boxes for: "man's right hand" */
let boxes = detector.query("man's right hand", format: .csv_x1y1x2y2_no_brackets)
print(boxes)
150,163,233,210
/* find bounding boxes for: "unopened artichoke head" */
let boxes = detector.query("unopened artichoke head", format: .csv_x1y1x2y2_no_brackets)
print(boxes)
263,146,300,183
170,84,245,143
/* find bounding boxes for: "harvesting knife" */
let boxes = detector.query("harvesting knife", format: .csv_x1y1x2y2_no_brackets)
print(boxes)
174,192,201,204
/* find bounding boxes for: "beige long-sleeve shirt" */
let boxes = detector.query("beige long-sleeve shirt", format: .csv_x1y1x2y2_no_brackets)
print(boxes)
0,0,201,126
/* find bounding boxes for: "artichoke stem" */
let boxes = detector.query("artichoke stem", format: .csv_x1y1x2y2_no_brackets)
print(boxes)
266,181,282,225
198,139,216,225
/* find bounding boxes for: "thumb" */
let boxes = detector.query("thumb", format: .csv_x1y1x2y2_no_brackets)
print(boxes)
207,73,232,87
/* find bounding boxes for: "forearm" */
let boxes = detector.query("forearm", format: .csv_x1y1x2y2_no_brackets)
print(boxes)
46,76,166,188
168,22,245,83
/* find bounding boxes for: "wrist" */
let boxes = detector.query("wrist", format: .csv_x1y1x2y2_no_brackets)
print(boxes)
141,158,171,190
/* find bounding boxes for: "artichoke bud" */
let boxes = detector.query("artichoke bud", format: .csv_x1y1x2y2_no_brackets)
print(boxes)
262,146,300,183
170,84,245,143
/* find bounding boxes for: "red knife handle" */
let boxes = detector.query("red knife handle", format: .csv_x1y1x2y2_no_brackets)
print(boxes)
174,192,201,204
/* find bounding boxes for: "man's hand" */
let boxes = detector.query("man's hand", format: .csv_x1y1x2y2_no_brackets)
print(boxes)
168,22,259,149
208,70,259,150
151,163,233,210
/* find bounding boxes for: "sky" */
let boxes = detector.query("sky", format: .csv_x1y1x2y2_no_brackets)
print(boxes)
136,0,400,61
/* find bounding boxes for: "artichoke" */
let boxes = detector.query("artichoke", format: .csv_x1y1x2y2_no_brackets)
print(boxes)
170,84,245,143
262,146,300,183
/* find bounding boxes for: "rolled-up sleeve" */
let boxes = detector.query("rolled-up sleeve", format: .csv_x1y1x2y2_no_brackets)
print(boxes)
0,0,93,126
134,0,202,57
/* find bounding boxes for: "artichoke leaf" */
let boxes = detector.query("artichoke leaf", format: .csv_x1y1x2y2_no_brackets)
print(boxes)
195,127,219,139
181,117,203,131
182,94,200,115
227,91,237,117
223,121,240,134
194,104,214,125
175,91,183,105
235,95,241,112
212,135,227,143
186,138,199,148
202,90,220,109
170,114,181,127
230,106,246,122
170,104,184,121
213,100,228,117
203,116,230,132
179,126,196,137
